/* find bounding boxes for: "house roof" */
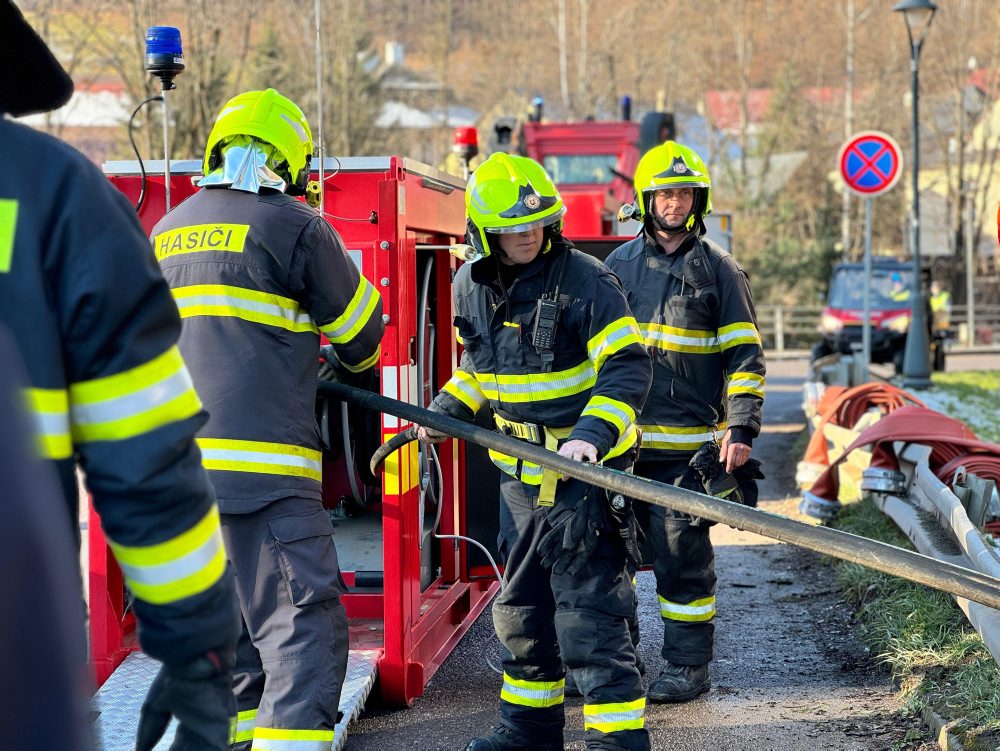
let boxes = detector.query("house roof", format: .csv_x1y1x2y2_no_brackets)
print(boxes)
376,100,476,129
703,87,851,134
17,79,130,128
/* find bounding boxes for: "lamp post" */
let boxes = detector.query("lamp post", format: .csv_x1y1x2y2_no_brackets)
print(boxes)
893,0,937,388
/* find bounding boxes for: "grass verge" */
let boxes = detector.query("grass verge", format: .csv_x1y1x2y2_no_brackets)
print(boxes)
930,370,1000,443
832,489,1000,749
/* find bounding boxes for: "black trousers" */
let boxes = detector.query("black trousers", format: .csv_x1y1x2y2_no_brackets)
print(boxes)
220,497,348,750
632,456,717,666
494,470,650,751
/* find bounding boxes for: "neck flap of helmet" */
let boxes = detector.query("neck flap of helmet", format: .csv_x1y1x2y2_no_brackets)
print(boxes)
199,135,288,193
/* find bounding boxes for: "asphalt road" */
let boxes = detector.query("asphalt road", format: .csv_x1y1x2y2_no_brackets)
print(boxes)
345,357,939,750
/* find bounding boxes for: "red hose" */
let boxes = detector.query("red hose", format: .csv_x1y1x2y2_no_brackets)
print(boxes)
804,383,925,468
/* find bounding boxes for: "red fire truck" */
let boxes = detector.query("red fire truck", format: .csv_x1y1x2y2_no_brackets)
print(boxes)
496,102,732,259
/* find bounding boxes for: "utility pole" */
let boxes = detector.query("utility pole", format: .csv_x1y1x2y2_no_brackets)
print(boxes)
842,0,855,260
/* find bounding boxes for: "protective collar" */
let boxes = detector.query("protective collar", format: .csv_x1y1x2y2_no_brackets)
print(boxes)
198,136,287,193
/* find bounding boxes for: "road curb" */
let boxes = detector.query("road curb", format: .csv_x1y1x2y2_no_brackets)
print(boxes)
922,705,965,750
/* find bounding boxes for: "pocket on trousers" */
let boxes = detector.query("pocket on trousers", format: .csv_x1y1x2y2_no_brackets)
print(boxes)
267,508,343,606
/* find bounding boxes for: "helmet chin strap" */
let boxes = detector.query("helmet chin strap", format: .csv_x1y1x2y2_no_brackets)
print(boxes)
648,209,695,236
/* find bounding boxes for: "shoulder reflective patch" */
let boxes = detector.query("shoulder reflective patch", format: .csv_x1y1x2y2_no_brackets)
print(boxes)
154,223,250,261
0,199,18,273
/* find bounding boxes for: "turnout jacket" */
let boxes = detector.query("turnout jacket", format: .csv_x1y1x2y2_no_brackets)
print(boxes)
431,238,651,484
153,187,383,512
604,232,765,456
0,119,236,665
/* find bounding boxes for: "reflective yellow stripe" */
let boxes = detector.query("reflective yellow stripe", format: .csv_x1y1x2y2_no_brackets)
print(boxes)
604,424,639,460
383,436,418,495
718,321,761,350
319,276,380,344
251,727,335,750
728,371,765,398
640,322,720,354
154,223,249,260
108,505,226,606
659,594,716,622
488,449,525,481
583,697,645,733
500,673,565,708
231,709,257,744
588,316,643,371
474,360,596,403
489,425,637,484
639,423,726,451
24,387,72,459
339,344,380,373
172,284,318,333
454,326,464,346
0,198,16,273
69,346,203,443
198,438,323,482
442,370,488,412
580,395,635,440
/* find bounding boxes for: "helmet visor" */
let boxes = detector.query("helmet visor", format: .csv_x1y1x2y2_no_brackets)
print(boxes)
485,206,565,234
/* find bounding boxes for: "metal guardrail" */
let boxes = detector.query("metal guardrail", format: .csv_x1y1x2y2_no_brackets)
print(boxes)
799,374,1000,666
876,447,1000,667
757,304,1000,353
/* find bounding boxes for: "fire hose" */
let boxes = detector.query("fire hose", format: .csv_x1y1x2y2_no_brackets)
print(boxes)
317,380,1000,611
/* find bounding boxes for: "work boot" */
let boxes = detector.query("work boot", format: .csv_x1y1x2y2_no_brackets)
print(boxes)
565,655,645,698
465,724,562,751
646,662,710,703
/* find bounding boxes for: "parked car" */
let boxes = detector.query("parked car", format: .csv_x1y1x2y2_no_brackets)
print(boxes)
812,260,946,374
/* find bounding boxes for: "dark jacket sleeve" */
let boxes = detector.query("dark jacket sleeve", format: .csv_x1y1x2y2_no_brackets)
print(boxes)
715,254,765,441
569,269,652,457
295,217,385,372
430,349,488,421
55,160,238,666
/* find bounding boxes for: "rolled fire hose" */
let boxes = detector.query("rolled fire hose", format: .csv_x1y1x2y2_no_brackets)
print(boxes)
318,380,1000,611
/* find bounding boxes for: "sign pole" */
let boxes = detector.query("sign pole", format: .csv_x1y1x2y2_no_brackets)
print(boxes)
862,197,872,382
837,130,903,381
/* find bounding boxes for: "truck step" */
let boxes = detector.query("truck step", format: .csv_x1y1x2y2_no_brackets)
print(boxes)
91,648,380,750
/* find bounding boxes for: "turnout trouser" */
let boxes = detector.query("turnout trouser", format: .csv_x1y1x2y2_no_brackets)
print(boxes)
494,469,650,751
220,497,349,751
632,456,717,666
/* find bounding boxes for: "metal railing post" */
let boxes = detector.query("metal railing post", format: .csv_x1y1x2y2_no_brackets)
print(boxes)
775,306,785,354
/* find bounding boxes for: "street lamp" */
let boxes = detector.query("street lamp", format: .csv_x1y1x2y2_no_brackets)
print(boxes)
893,0,937,388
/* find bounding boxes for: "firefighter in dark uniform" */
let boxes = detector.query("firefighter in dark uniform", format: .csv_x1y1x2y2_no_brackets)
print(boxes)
0,327,93,749
152,88,384,750
0,4,240,749
418,153,652,751
605,141,766,703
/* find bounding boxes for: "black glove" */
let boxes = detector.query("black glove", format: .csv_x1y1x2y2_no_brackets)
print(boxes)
688,441,745,505
733,458,765,508
537,490,608,576
136,650,236,751
318,344,344,383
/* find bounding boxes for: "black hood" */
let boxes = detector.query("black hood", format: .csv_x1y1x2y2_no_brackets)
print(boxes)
0,0,74,116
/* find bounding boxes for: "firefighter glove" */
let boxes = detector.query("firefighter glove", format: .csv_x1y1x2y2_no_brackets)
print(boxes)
135,650,236,751
733,458,765,508
318,344,344,382
537,490,607,576
688,441,745,505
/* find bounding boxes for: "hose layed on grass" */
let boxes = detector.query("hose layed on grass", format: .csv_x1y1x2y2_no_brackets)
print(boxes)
318,380,1000,611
